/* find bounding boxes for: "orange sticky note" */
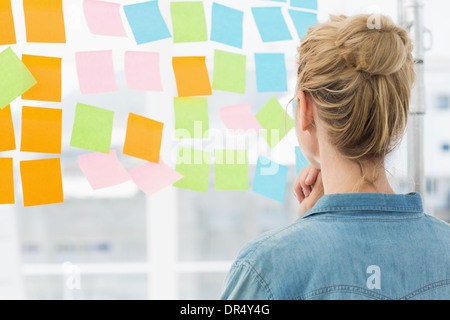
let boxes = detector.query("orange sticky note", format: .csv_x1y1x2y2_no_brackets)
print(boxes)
0,105,16,152
21,106,62,154
20,158,64,207
123,113,164,163
172,56,212,97
23,0,66,43
0,158,14,204
22,55,62,102
0,0,16,45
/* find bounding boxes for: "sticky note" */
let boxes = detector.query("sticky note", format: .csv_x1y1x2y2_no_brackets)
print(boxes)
20,158,63,207
23,0,66,43
130,159,183,196
70,103,114,154
78,150,131,190
291,0,318,10
0,0,16,45
75,50,118,94
22,55,62,102
172,56,212,97
125,51,163,91
255,53,288,92
289,9,318,39
0,47,36,110
83,0,127,37
211,3,243,49
0,105,16,152
21,106,62,154
256,97,295,148
212,50,246,94
219,103,263,133
251,7,292,42
295,146,309,175
173,147,211,193
174,98,209,139
123,113,164,163
215,150,248,191
253,156,288,203
0,158,14,204
171,1,207,43
124,1,171,44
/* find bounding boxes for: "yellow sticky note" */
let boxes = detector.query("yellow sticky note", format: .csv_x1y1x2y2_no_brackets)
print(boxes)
0,0,16,45
22,55,62,102
172,56,212,97
123,113,164,163
23,0,66,43
20,158,64,207
21,106,62,154
0,158,14,204
0,105,16,152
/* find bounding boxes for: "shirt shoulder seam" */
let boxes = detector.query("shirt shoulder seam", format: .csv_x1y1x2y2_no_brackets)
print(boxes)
239,221,310,262
237,260,274,300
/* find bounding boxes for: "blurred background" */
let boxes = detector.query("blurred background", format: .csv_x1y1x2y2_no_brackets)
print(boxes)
0,0,449,300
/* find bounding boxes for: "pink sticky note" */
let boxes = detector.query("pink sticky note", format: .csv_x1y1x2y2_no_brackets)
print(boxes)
78,150,131,190
83,0,127,37
125,51,163,91
75,50,118,94
219,103,263,132
130,159,183,195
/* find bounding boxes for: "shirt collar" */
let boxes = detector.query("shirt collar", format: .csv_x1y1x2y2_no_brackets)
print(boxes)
302,193,424,220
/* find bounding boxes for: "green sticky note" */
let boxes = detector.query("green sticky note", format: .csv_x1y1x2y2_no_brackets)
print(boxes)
70,103,114,153
174,97,209,139
215,150,248,191
0,47,36,109
171,2,207,43
256,97,295,148
173,146,211,193
212,50,246,94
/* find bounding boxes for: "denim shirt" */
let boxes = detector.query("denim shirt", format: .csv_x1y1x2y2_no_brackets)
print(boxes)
221,193,450,300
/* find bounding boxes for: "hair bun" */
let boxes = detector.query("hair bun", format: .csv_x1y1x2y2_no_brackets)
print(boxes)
296,13,415,163
336,14,412,76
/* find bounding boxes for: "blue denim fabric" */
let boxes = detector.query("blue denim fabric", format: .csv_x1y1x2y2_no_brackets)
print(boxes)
221,193,450,300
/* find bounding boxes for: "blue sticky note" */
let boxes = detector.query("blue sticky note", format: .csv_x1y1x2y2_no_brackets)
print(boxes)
211,3,244,49
290,0,318,10
295,146,309,175
251,7,292,42
253,156,288,203
124,1,171,44
289,9,318,39
255,53,287,92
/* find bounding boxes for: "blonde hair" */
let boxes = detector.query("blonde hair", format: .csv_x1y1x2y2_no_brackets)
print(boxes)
295,14,416,189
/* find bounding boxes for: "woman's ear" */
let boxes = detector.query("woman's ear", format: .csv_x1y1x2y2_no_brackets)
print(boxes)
297,91,315,133
296,91,321,169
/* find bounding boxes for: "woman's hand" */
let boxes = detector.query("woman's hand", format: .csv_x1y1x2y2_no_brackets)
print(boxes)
293,166,324,217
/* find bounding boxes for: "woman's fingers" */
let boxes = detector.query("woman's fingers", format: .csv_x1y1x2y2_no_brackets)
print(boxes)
294,166,320,203
305,168,320,186
293,173,305,203
294,167,309,202
298,171,324,217
300,168,319,192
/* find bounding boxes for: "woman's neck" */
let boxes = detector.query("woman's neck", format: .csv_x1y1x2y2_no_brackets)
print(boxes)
319,141,395,195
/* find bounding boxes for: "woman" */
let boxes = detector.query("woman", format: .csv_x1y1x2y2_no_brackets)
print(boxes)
221,14,450,300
